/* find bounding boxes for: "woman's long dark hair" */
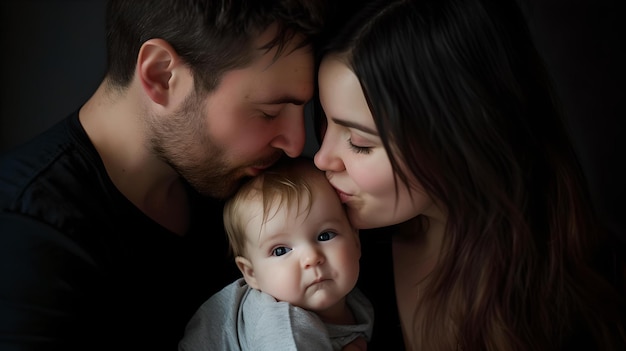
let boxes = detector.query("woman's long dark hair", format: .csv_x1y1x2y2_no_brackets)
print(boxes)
319,0,626,349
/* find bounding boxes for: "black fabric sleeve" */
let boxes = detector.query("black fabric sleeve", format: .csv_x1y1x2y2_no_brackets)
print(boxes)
0,212,101,351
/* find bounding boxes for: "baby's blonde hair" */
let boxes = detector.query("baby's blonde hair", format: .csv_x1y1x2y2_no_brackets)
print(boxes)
223,158,324,257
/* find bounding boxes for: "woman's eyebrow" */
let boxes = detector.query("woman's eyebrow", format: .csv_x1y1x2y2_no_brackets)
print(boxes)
331,117,378,136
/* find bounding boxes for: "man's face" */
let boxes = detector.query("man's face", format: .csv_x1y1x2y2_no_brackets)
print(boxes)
150,26,314,198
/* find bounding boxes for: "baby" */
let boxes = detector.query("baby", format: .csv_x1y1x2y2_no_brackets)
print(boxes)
179,157,373,350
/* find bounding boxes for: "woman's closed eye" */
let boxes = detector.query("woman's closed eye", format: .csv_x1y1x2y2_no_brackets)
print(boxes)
348,138,372,154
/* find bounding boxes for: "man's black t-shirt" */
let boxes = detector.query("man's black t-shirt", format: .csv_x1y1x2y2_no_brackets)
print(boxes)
0,111,240,350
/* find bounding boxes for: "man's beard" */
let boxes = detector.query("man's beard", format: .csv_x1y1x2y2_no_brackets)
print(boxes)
146,91,252,199
182,159,250,199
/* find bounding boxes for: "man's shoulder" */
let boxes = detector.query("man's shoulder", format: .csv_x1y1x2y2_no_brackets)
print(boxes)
0,112,87,203
0,111,122,235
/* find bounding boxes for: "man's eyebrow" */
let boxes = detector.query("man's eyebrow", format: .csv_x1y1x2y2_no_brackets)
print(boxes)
331,117,378,136
264,95,307,106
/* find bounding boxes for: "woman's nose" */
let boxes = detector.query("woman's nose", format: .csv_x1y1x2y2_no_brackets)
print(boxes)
314,131,344,172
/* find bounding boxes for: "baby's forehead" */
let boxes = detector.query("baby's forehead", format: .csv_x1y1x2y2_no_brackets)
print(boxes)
239,192,305,243
236,160,334,221
243,184,312,219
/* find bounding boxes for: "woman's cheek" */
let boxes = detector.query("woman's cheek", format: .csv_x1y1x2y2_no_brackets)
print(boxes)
352,155,396,196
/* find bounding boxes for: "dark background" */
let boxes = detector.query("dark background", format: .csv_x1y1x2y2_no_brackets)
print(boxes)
1,0,624,239
0,0,106,153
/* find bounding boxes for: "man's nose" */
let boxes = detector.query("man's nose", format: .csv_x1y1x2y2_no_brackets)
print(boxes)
270,105,306,157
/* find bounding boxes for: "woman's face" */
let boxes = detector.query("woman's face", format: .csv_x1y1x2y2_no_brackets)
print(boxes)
314,56,436,229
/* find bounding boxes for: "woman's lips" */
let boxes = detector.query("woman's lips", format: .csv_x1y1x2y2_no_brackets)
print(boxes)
333,187,352,203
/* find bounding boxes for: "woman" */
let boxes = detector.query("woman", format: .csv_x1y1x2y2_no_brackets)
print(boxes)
314,0,626,349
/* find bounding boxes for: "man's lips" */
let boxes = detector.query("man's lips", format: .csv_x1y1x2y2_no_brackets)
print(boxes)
248,166,267,176
247,156,282,176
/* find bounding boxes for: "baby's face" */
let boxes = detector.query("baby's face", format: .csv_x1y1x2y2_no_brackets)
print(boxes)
243,175,360,312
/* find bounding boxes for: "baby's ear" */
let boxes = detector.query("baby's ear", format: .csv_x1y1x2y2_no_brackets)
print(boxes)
235,256,259,289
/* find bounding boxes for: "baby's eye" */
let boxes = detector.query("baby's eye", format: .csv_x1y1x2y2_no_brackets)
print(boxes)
272,246,292,257
318,231,337,242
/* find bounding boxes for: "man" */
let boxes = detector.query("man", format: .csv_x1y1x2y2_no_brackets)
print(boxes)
0,1,328,349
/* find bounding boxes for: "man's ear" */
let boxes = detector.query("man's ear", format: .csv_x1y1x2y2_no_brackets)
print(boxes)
235,256,260,290
136,38,192,107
